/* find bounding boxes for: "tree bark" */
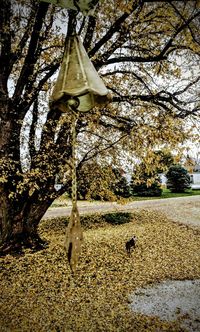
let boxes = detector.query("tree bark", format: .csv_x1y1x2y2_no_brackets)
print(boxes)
0,95,70,255
0,194,53,255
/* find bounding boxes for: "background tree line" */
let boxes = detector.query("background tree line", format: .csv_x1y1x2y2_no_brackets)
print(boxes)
64,150,191,200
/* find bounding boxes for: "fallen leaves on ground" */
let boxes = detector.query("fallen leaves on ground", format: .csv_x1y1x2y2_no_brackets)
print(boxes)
0,210,199,332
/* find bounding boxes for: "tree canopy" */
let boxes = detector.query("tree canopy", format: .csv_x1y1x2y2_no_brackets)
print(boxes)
0,0,200,253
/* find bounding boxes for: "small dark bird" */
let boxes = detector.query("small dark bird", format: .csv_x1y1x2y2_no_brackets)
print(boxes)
125,236,137,254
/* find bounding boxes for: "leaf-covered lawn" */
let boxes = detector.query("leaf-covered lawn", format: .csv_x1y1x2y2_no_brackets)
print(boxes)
0,210,199,332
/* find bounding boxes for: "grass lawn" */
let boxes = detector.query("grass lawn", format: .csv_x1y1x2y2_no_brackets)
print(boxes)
52,189,200,207
161,188,200,198
131,188,200,201
0,211,199,331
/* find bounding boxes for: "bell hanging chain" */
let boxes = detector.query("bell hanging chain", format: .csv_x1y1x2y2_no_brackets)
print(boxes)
49,33,109,274
64,99,83,274
67,97,80,208
71,111,78,207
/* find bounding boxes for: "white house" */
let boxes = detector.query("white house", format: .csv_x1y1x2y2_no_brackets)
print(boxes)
189,173,200,189
160,169,200,190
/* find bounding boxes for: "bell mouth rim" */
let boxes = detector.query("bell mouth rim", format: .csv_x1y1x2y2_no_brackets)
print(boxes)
50,88,108,103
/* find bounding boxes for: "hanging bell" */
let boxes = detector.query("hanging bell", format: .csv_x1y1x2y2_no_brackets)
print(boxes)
41,0,99,15
50,35,108,112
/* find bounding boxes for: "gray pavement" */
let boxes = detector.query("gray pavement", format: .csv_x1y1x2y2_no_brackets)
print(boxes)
43,195,200,227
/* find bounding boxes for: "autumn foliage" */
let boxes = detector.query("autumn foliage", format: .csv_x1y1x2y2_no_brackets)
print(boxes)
0,0,200,253
0,210,200,331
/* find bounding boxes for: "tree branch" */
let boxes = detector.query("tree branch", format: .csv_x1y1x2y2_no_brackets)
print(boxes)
9,5,36,76
78,133,128,166
83,15,96,52
159,10,200,58
94,8,200,69
13,1,49,102
174,76,200,96
0,0,11,95
88,0,143,58
29,98,38,160
95,54,167,68
112,88,200,118
102,70,152,93
169,1,200,47
20,59,60,113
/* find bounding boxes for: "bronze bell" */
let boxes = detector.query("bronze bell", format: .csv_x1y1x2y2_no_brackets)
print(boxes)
50,35,108,112
41,0,99,14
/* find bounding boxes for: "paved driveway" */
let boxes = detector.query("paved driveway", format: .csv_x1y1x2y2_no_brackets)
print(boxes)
44,195,200,227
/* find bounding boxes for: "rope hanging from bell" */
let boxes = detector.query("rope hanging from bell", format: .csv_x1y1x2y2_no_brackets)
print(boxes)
64,99,83,274
49,28,109,273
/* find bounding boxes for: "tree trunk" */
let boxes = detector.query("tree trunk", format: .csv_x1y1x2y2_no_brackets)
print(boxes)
0,96,69,256
0,94,62,255
0,192,53,255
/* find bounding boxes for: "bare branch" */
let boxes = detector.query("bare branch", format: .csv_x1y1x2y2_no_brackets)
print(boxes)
89,0,143,58
159,10,200,58
174,76,200,96
78,133,128,166
169,1,200,47
0,0,11,95
83,15,96,52
94,8,200,69
29,98,38,160
9,5,36,75
102,70,152,93
13,1,49,102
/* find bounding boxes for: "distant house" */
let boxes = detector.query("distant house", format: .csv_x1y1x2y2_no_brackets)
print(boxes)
160,173,167,187
184,157,200,189
159,160,200,190
189,173,200,189
194,164,200,172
